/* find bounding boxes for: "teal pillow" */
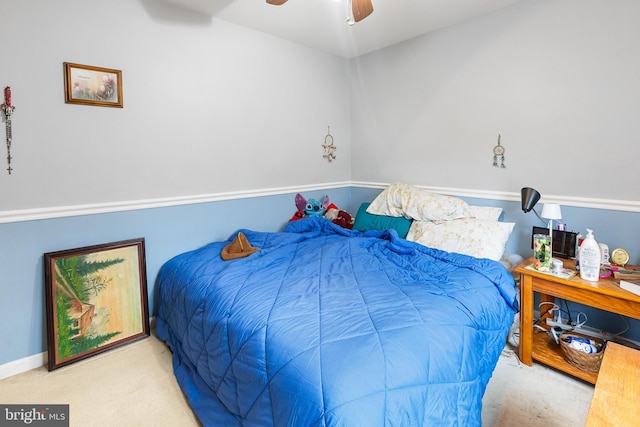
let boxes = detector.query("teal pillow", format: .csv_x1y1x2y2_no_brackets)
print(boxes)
353,202,413,238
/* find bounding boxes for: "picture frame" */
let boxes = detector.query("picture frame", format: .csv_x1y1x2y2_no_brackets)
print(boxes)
63,62,123,108
44,238,149,370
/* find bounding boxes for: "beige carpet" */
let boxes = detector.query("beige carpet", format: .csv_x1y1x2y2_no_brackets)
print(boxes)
0,335,200,427
0,335,593,426
484,347,594,426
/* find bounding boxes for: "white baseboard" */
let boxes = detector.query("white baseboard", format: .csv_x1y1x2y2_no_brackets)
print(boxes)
0,352,46,380
0,317,156,380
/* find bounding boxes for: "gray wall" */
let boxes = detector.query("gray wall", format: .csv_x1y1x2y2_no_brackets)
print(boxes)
350,0,640,202
0,0,351,212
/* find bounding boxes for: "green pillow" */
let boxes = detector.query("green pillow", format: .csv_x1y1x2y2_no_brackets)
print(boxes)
353,202,413,238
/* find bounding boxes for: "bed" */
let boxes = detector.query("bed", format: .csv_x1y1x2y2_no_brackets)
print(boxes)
156,185,518,426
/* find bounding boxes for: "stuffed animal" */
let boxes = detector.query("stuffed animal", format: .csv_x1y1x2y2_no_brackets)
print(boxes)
289,210,304,222
289,194,353,229
322,203,354,229
295,193,330,217
333,210,354,229
324,203,340,220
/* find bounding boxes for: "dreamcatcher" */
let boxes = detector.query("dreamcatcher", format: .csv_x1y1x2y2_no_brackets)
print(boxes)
493,134,505,168
322,126,336,162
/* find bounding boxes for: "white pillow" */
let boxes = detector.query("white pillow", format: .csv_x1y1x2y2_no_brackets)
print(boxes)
468,206,503,221
406,218,515,261
367,183,469,221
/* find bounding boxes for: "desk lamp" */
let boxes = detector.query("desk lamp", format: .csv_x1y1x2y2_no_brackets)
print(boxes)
541,203,562,258
521,187,565,258
521,187,543,222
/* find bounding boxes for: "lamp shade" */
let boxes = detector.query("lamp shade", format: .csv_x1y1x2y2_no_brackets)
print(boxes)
541,203,562,220
521,187,541,213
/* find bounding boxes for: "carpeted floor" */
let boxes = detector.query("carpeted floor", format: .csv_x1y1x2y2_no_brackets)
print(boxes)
483,346,594,426
0,334,593,426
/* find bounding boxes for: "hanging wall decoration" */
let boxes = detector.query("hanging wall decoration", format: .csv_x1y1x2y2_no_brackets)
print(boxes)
1,86,15,175
492,134,506,168
322,126,336,162
64,62,123,108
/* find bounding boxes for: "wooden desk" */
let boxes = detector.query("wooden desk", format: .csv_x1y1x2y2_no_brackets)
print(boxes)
516,258,640,384
586,342,640,426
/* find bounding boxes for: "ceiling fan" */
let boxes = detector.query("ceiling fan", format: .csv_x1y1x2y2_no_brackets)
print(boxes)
266,0,374,23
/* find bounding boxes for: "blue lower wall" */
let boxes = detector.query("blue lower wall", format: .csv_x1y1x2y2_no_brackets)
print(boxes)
0,189,354,366
1,185,638,367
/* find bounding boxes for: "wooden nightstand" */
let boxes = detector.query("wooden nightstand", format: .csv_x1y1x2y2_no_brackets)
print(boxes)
515,258,640,384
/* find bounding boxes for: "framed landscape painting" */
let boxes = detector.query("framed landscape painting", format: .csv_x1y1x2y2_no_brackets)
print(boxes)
63,62,123,108
44,238,149,370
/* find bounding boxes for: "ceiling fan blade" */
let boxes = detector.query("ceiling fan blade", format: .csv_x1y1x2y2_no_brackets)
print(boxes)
266,0,288,5
352,0,374,22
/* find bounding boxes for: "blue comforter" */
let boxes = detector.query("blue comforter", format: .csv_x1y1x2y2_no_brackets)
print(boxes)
156,217,517,426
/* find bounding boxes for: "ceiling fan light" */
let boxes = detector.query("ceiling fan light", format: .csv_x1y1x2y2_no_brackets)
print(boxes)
266,0,288,5
352,0,374,22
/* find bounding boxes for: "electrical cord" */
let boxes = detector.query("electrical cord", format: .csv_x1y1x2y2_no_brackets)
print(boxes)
561,300,631,336
616,315,630,335
535,302,559,326
528,299,640,351
572,312,586,328
563,300,573,325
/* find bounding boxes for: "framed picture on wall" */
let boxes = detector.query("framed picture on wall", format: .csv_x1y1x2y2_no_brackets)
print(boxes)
44,238,149,370
63,62,123,108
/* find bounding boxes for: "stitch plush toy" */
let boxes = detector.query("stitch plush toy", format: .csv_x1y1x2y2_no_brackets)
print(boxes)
289,194,354,229
295,193,330,217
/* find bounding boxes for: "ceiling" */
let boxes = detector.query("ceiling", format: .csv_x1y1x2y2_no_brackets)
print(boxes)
160,0,522,58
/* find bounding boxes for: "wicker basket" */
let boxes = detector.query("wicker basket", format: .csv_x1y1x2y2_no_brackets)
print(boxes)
559,333,605,373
